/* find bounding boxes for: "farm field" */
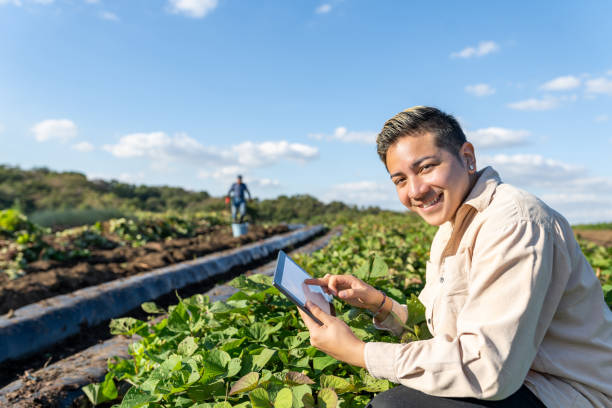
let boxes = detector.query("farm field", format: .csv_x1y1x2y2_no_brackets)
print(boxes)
78,213,611,407
1,209,610,407
0,210,289,315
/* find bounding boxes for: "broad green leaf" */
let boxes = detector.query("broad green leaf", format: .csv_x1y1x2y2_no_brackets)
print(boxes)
369,256,388,278
82,372,117,405
177,336,198,357
252,348,276,371
118,386,160,408
301,393,316,408
227,357,242,378
312,356,337,371
291,385,313,408
319,375,353,394
188,380,226,400
250,387,273,408
201,349,231,384
405,294,426,327
285,371,314,385
353,258,371,280
229,372,260,395
359,374,391,393
109,317,147,336
167,301,190,332
248,322,271,342
317,388,338,408
214,403,233,408
220,337,246,352
274,388,293,408
141,301,165,314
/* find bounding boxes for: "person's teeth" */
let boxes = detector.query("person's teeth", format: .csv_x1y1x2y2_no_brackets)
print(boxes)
423,194,440,208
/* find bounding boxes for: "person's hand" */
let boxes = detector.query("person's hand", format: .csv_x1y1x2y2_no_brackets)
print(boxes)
305,274,384,314
298,301,365,368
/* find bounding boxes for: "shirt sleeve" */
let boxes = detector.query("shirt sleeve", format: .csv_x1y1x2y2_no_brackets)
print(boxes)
371,298,409,337
364,219,565,400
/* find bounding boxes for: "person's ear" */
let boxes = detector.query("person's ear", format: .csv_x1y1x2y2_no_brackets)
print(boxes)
460,142,476,173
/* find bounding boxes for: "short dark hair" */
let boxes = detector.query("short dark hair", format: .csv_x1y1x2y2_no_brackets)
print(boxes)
376,106,467,167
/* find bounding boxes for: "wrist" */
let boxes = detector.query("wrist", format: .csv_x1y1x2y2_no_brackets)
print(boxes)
373,294,392,323
368,291,386,314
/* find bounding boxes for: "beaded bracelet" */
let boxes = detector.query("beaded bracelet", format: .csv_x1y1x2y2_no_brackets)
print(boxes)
369,291,387,319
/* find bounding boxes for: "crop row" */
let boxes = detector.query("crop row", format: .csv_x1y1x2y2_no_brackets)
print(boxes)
85,213,610,407
0,209,227,279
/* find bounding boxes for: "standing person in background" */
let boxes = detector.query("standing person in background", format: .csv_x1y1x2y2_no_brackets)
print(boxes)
227,175,251,223
298,106,612,408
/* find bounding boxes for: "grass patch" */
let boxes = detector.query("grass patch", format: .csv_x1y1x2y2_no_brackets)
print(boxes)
29,208,126,230
573,222,612,230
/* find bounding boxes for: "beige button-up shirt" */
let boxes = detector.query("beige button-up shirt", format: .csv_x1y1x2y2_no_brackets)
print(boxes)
364,167,612,408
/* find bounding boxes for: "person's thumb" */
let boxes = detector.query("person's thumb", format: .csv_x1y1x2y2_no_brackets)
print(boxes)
306,301,333,324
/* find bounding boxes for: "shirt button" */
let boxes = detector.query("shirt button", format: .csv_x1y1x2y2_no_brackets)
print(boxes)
439,276,444,283
427,318,431,323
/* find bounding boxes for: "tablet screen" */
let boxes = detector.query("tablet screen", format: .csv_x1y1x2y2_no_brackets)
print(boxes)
277,252,332,315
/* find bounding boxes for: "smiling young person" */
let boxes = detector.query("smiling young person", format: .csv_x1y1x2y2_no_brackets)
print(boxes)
298,107,612,408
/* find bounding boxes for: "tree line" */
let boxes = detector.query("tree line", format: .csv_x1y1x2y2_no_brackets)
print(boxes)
0,165,386,226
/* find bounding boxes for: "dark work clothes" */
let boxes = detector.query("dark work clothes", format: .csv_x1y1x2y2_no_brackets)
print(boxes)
227,182,251,204
366,385,546,408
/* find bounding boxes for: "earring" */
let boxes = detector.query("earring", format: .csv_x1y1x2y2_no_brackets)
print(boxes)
469,164,474,170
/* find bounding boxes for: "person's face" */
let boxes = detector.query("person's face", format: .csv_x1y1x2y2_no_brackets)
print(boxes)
237,177,242,184
386,132,476,226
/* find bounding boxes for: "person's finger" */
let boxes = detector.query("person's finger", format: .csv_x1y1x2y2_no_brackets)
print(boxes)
304,277,328,286
305,301,334,325
297,307,320,331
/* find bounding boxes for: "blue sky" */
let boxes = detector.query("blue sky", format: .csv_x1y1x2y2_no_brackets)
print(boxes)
1,0,611,223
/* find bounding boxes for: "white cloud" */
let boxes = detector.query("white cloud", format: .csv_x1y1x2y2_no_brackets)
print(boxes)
105,132,319,171
507,97,559,111
198,165,246,181
168,0,218,18
540,192,612,225
231,141,319,167
595,114,609,122
315,4,331,14
466,127,529,149
118,171,146,183
103,132,223,165
198,167,280,189
248,178,281,189
585,77,612,95
540,75,581,91
100,11,118,21
72,141,94,152
465,83,496,97
309,126,377,144
31,119,78,142
480,154,585,187
323,180,396,206
451,41,499,59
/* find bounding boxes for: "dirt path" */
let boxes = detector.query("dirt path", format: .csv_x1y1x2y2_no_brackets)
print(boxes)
0,224,288,315
573,229,612,247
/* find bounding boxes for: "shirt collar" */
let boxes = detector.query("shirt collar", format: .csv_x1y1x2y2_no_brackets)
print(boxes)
461,166,502,213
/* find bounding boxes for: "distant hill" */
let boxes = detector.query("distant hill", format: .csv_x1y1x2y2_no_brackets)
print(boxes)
0,165,385,225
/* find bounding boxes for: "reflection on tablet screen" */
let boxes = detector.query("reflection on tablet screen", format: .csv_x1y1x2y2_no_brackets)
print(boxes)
281,256,331,315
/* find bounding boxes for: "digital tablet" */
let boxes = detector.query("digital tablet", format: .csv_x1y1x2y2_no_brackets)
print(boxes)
273,250,335,326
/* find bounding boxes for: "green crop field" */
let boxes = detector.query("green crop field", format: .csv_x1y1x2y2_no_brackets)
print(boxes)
83,213,611,407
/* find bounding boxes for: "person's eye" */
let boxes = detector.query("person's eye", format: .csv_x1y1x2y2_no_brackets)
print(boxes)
420,163,435,173
392,177,405,185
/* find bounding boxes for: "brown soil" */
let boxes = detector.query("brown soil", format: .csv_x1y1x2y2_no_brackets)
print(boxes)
0,224,288,315
573,229,612,247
